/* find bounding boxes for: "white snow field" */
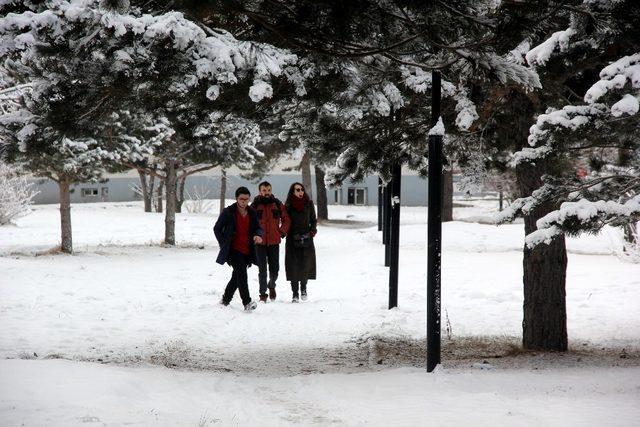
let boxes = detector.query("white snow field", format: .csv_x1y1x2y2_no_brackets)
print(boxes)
1,200,639,426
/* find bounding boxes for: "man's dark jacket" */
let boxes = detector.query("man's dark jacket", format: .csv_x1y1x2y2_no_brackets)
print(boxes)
214,203,263,266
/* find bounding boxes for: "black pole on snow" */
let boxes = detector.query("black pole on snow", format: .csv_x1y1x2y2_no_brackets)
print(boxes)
378,177,383,232
384,180,391,266
388,163,402,309
427,70,443,372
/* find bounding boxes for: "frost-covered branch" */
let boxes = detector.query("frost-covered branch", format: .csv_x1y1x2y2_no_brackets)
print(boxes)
525,195,640,248
584,53,640,116
0,162,38,225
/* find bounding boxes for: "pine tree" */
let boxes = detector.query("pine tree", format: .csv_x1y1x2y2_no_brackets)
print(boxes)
483,0,640,349
0,1,305,250
508,51,640,249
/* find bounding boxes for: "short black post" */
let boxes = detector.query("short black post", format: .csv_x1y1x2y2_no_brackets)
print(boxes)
377,177,383,232
427,70,443,372
384,180,391,266
388,163,402,309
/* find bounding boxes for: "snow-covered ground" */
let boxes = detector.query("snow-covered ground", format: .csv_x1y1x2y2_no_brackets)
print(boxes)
1,200,639,425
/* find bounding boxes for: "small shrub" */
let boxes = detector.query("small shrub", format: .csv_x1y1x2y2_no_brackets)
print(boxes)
0,162,39,225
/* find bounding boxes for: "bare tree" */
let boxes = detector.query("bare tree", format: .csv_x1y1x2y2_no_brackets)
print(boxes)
219,169,227,214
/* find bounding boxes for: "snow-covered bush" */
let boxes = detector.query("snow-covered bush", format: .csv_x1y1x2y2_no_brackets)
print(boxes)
0,162,38,225
184,185,214,214
617,222,640,264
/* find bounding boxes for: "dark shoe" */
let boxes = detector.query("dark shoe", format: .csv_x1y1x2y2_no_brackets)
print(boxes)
244,301,257,311
219,298,230,306
301,290,307,301
259,294,268,303
268,287,277,301
292,294,299,303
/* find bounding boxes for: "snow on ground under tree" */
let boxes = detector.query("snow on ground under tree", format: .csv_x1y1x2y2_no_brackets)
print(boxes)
0,200,639,425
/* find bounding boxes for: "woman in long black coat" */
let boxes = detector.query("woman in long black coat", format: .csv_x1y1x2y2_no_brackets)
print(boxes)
284,182,317,303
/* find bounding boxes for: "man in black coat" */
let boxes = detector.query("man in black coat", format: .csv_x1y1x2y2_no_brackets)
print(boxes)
214,186,263,311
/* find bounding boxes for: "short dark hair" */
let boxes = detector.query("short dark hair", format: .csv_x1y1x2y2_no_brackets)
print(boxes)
258,181,271,189
235,186,250,198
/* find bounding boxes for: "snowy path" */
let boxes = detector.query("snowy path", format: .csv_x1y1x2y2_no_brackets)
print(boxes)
2,359,639,426
1,204,638,365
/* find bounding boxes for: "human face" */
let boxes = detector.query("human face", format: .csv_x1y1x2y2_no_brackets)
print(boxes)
293,185,304,198
236,194,250,209
259,185,272,197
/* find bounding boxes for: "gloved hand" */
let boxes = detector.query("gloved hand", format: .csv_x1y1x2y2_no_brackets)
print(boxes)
310,230,317,238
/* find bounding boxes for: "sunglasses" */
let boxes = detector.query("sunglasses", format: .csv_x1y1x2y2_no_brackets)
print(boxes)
294,188,304,192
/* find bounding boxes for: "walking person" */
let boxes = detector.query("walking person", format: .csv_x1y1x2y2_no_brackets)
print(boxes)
251,181,290,302
284,182,317,303
214,186,263,311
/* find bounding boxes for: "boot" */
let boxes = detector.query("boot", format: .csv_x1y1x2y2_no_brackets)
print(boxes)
244,300,257,311
268,287,277,301
291,281,300,303
259,294,268,303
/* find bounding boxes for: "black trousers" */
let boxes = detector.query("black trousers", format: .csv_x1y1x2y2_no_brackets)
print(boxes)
256,244,280,295
222,250,252,306
291,280,307,296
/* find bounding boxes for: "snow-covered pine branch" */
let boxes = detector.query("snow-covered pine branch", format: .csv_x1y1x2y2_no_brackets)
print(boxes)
462,50,541,90
584,53,640,116
514,53,639,167
324,148,360,188
495,183,560,225
0,1,304,109
525,28,577,67
510,47,639,236
524,195,640,248
400,66,480,131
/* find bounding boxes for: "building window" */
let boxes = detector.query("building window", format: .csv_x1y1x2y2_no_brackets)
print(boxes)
347,187,367,205
81,188,98,197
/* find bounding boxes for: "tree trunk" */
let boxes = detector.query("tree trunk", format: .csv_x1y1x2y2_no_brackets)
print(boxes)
138,170,152,212
301,151,312,199
518,162,568,351
58,178,73,254
314,165,328,220
219,169,227,214
156,181,164,213
176,176,186,214
442,167,453,222
512,91,568,351
623,222,639,244
164,160,177,245
148,174,156,212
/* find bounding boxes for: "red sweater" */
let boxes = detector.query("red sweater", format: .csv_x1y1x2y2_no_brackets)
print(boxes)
232,209,250,255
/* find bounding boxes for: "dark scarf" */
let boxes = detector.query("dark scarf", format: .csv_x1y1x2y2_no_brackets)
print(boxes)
291,195,307,212
256,195,276,205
